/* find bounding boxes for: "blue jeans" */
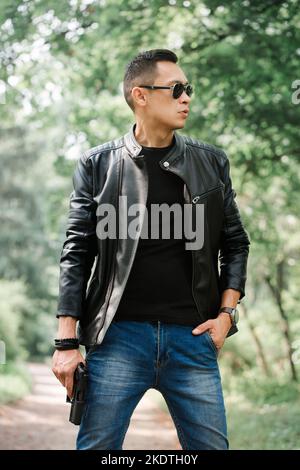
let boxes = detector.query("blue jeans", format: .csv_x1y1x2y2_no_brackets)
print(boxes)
76,320,229,450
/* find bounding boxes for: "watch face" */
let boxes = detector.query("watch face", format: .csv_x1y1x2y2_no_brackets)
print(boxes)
234,308,239,324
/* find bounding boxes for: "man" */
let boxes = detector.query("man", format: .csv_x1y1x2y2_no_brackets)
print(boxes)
52,49,250,450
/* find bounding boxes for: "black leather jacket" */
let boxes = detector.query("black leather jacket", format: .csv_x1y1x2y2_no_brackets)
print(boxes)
57,123,250,346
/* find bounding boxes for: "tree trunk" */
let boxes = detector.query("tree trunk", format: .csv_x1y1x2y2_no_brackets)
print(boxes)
240,303,271,376
265,260,297,382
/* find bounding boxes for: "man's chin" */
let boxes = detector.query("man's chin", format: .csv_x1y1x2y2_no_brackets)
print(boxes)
175,122,186,130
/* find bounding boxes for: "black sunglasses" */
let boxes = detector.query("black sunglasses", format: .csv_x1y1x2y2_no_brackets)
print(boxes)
138,83,193,99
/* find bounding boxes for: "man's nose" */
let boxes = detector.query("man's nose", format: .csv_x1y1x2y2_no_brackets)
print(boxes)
179,91,191,103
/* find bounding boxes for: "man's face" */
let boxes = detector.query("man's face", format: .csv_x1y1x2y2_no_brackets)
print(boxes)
132,61,192,130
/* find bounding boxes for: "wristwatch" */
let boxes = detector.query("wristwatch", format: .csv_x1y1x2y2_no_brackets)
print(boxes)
218,307,239,327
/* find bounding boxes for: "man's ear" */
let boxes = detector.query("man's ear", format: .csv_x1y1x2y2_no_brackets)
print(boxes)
131,86,147,108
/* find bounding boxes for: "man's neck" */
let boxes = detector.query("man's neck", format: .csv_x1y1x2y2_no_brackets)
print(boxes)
134,122,174,148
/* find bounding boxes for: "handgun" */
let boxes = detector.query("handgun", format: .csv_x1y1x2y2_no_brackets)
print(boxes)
66,362,88,425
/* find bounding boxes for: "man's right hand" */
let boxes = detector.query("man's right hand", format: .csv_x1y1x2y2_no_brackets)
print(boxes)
52,349,86,400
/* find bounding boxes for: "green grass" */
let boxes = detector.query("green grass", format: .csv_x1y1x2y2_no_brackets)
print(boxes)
222,366,300,449
227,401,300,450
0,362,32,405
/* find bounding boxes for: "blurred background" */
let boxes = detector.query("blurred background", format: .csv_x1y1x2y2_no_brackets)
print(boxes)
0,0,299,450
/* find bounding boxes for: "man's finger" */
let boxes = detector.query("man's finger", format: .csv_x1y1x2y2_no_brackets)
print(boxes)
58,373,65,387
65,376,74,400
192,321,211,335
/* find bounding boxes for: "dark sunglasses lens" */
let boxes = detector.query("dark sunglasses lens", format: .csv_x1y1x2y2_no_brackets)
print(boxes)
186,84,193,96
173,83,184,99
173,83,193,98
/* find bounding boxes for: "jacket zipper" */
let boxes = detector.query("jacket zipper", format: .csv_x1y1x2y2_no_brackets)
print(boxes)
192,184,224,203
95,157,124,343
160,163,203,324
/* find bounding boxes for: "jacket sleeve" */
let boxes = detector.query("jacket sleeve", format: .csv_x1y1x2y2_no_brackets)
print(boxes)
56,152,98,319
218,151,250,301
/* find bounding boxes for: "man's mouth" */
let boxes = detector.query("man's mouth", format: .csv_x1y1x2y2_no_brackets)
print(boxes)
179,110,189,117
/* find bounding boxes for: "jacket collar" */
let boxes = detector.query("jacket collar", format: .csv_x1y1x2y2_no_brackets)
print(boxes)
123,122,186,165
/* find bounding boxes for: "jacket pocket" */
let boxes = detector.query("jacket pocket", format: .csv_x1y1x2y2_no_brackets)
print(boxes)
191,183,225,204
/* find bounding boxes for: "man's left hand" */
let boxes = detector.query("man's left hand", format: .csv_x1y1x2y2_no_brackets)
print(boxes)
191,313,232,351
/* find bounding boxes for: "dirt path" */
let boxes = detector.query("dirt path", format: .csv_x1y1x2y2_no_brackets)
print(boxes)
0,363,181,450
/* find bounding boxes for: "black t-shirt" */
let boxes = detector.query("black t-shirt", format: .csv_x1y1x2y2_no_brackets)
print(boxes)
113,134,200,326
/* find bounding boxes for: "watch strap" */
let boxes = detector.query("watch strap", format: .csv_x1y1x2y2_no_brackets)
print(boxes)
218,307,236,314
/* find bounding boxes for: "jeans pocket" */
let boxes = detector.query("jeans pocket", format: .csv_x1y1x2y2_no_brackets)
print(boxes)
205,331,219,357
85,344,98,361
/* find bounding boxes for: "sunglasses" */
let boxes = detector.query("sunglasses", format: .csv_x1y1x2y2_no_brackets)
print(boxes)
138,83,194,99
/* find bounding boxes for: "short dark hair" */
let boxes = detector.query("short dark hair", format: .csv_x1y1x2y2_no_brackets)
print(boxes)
123,49,178,112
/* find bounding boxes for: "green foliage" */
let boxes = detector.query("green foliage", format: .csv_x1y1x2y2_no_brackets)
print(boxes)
20,307,57,358
0,361,32,405
0,280,28,362
240,378,300,406
227,401,300,450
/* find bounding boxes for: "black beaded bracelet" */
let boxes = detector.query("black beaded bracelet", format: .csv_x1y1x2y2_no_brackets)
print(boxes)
54,337,79,350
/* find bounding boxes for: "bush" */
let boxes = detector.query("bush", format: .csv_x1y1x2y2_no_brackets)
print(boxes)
0,280,29,362
0,361,32,404
238,376,300,405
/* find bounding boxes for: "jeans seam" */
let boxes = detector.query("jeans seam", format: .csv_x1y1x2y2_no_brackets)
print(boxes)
117,420,131,450
155,321,160,387
163,396,189,450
